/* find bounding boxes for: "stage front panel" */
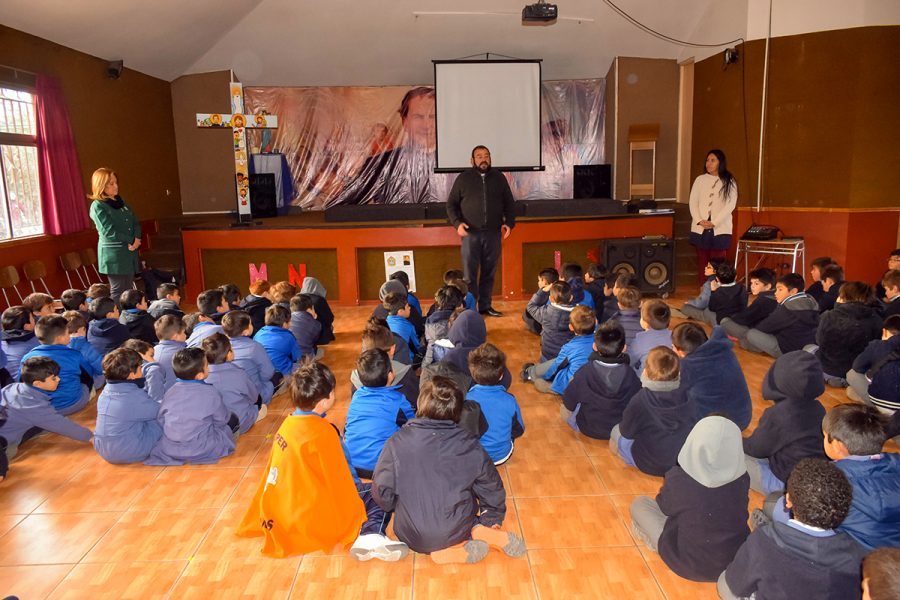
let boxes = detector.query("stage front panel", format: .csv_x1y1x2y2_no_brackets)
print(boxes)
200,248,339,297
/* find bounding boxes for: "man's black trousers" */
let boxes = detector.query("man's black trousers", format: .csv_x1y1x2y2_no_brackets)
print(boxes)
461,229,501,312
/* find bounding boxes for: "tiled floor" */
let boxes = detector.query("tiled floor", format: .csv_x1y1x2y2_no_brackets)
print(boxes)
0,298,882,599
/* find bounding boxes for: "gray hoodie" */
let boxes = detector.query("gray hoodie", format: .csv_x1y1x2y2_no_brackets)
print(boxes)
678,416,746,488
300,277,327,299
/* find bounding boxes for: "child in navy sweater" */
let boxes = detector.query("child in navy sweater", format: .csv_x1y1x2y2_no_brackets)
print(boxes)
87,297,130,357
118,289,158,344
289,293,322,359
740,273,820,358
239,279,273,335
881,269,900,318
384,291,421,364
721,267,778,341
63,311,103,390
804,256,832,304
816,281,882,387
60,289,91,322
23,292,55,322
153,314,187,393
218,283,243,312
681,263,747,326
255,304,302,377
22,316,94,415
862,548,900,600
202,333,263,434
523,305,595,395
522,267,558,335
186,289,228,347
847,314,900,406
628,299,673,374
222,310,277,405
526,279,575,362
1,306,39,382
563,263,595,310
817,263,844,313
466,343,524,465
583,262,606,318
120,339,166,403
148,283,184,320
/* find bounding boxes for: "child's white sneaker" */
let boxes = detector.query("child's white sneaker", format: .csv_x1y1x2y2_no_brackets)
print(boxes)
350,533,409,562
256,404,268,422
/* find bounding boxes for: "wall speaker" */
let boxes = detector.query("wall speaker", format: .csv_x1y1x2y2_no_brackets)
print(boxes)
107,60,124,80
249,173,278,218
603,237,675,295
573,164,611,199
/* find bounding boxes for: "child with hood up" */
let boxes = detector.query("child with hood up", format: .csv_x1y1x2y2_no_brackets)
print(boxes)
299,276,335,345
427,310,512,390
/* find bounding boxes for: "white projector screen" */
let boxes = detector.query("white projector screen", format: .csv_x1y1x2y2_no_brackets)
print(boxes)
434,60,543,172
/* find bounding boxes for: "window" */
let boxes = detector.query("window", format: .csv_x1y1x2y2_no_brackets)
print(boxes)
0,86,42,240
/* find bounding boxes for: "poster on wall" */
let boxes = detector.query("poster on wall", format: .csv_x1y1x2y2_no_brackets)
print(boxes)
383,251,416,293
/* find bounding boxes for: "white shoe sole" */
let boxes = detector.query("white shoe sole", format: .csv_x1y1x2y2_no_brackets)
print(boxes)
350,543,409,562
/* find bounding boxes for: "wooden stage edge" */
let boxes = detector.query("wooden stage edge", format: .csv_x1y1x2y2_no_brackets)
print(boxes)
181,214,674,306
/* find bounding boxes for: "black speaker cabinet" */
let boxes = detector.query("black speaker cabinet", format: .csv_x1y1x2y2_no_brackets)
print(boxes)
573,164,612,199
603,237,675,295
249,173,278,218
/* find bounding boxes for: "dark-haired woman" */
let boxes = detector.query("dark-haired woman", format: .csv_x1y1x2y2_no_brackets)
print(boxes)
689,149,738,285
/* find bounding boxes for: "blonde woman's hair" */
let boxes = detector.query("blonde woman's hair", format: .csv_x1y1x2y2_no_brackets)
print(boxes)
89,167,117,200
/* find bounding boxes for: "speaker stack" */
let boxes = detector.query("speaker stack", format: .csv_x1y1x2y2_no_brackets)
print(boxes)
603,237,675,295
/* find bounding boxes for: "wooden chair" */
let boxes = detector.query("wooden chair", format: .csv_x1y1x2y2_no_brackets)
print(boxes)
0,265,24,309
78,247,102,284
59,252,87,289
22,260,53,296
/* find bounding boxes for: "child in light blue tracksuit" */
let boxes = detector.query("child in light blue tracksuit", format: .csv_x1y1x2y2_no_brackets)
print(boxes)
1,306,39,382
202,333,262,434
465,343,524,465
628,300,673,374
121,339,166,403
222,310,277,405
152,314,187,393
186,289,229,348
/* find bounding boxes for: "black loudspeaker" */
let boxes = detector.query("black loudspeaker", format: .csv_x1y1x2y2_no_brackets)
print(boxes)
573,164,612,199
603,237,675,295
249,173,278,218
106,60,123,80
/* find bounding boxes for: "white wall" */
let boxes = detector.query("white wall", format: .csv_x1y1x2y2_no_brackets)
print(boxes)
746,0,900,40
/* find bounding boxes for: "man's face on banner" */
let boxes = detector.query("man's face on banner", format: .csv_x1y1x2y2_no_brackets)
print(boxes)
403,94,436,151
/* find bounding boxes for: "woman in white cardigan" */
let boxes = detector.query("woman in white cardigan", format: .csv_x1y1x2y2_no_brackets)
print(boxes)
689,149,738,285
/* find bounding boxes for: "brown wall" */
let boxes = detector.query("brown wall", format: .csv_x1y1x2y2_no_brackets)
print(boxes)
170,71,236,214
692,25,900,209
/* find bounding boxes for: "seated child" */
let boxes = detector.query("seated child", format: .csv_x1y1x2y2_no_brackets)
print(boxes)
525,280,575,362
118,289,158,344
673,323,752,430
372,376,525,564
202,333,263,434
740,273,819,358
383,291,421,364
847,315,900,405
601,272,639,324
610,286,643,349
423,285,464,367
718,458,866,600
862,547,900,600
1,306,39,381
87,283,111,305
817,263,844,313
522,267,558,335
93,348,162,464
466,343,524,465
630,416,749,582
153,314,187,393
237,359,409,561
87,296,129,357
816,281,882,388
255,305,302,377
63,311,103,389
429,310,512,390
561,320,641,438
804,256,833,305
610,347,698,476
681,256,727,314
370,279,405,322
239,279,273,335
343,348,416,479
222,310,276,405
60,289,90,322
148,283,184,320
523,305,595,395
720,267,777,340
743,350,826,494
389,271,424,338
681,263,747,326
270,281,296,310
865,339,900,417
219,283,243,311
880,268,900,319
185,289,228,347
563,263,594,310
23,292,55,322
444,269,476,312
628,300,673,373
583,262,607,316
120,339,165,403
874,249,900,303
289,293,322,359
351,322,419,410
146,347,237,465
300,276,336,345
22,315,93,415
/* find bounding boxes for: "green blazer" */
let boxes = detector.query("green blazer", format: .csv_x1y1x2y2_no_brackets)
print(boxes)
89,197,142,276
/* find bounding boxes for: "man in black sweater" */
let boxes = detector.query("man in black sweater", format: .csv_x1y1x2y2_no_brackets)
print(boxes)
446,146,516,317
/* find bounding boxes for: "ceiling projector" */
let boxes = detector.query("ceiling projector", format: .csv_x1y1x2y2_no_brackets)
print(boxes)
522,2,558,22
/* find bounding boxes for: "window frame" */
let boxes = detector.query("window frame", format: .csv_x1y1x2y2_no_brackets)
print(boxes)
0,81,44,243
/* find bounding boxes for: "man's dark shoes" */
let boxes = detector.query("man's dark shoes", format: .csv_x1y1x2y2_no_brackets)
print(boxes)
480,308,503,317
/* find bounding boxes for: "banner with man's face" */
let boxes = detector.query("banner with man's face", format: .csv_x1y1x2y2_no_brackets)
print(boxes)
244,79,604,210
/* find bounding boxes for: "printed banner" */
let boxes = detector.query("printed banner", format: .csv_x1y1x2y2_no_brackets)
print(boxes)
383,251,417,293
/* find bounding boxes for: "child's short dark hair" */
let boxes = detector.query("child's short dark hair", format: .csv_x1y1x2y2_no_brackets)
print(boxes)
837,281,872,304
248,280,270,296
269,281,296,304
20,356,59,385
587,263,607,280
417,375,462,422
777,273,805,293
361,323,394,352
61,310,87,334
197,289,225,316
155,314,186,340
265,304,291,327
119,289,145,310
863,547,900,600
539,267,559,284
822,403,886,456
570,305,596,335
290,294,314,313
443,269,464,284
156,283,180,299
643,347,679,381
356,348,392,387
289,357,336,411
218,283,241,305
389,271,410,290
87,283,111,300
172,347,207,380
467,342,506,385
549,280,572,305
786,458,852,530
182,312,202,337
221,310,252,337
433,285,463,312
614,272,639,289
1,305,31,331
23,292,53,314
821,264,844,284
562,263,583,279
708,256,728,268
884,314,900,335
671,322,708,355
640,300,671,330
882,269,900,291
102,348,143,381
594,320,626,358
201,332,232,365
811,256,833,270
616,286,641,310
714,263,737,285
748,267,776,288
35,315,68,344
121,338,153,356
382,291,408,315
60,289,87,311
91,297,117,320
447,277,469,297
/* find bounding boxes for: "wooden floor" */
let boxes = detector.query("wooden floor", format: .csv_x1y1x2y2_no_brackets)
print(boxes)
0,295,884,599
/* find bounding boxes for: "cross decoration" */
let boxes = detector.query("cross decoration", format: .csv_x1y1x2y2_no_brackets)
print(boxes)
196,77,278,220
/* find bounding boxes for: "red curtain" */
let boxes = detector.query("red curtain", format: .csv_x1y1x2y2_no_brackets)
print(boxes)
35,75,90,235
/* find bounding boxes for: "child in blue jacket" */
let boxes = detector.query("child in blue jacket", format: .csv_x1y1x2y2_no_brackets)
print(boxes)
153,314,187,393
466,343,524,465
384,291,420,363
22,316,93,415
87,297,130,357
563,263,595,311
255,304,302,377
93,348,162,464
523,305,595,395
344,348,416,479
63,311,104,389
222,310,277,405
289,293,322,359
186,289,228,347
202,333,263,434
1,306,39,382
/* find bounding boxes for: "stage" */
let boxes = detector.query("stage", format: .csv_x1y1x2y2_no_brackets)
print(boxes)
180,202,674,306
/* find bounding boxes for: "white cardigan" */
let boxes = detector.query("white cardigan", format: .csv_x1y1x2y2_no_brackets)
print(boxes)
688,173,738,236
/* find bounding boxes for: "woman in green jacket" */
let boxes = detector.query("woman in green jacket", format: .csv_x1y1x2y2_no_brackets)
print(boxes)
88,168,142,301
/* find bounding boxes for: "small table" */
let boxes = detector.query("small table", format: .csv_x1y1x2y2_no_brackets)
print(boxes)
734,238,805,282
